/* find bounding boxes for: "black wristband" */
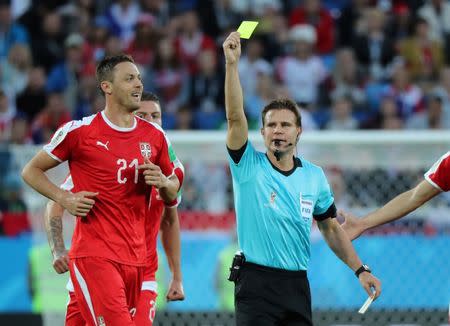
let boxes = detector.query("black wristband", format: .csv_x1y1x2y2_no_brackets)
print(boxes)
355,264,371,278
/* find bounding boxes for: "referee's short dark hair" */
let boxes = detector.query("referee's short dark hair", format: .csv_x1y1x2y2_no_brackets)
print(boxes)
141,91,160,103
261,98,302,127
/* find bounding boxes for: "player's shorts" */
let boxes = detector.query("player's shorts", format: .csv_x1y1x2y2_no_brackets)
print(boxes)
66,290,86,326
68,257,144,326
134,280,158,326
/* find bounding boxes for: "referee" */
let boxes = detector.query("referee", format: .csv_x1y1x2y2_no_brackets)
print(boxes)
223,32,381,325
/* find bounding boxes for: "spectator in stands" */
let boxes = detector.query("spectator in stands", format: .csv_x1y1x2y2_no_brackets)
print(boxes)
398,17,444,84
0,88,14,142
31,92,71,144
0,0,29,59
29,11,64,73
174,10,215,75
244,64,276,129
330,48,367,110
406,91,450,129
104,0,140,47
174,104,193,130
276,24,327,108
353,8,396,82
9,113,31,144
383,64,425,121
289,0,335,54
386,3,413,43
145,36,189,113
82,16,111,65
126,13,159,67
140,0,172,28
238,37,272,98
16,66,47,122
195,0,242,39
325,94,358,130
337,0,371,47
431,67,450,127
46,33,92,113
73,74,102,119
1,43,32,98
189,49,224,114
361,95,404,130
417,0,450,45
104,34,123,57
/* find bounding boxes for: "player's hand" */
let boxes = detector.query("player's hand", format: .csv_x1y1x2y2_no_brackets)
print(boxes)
138,159,169,189
223,32,241,65
358,272,381,300
339,210,365,241
166,279,185,301
60,191,98,217
52,249,70,274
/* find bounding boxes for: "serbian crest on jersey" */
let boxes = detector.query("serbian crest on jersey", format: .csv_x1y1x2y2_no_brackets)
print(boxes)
140,142,152,159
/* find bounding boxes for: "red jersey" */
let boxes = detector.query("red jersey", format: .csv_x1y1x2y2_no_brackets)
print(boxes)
424,151,450,191
145,155,184,281
44,111,174,266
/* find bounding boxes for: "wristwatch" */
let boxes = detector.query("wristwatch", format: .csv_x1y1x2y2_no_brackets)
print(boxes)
355,264,371,278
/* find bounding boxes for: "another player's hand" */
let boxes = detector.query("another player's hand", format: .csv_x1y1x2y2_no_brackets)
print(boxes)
223,32,241,65
166,279,185,301
358,272,381,300
52,249,70,274
60,191,98,217
339,210,365,241
138,159,169,189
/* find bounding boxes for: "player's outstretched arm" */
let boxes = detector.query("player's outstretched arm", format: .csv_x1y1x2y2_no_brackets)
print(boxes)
341,179,441,240
223,31,248,150
317,218,381,299
45,200,70,274
160,207,185,301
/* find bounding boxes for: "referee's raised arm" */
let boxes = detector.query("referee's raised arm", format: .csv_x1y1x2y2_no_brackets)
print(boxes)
223,32,248,150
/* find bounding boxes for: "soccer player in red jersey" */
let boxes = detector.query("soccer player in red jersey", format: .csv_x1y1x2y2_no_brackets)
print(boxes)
45,92,185,325
22,55,180,325
341,151,449,240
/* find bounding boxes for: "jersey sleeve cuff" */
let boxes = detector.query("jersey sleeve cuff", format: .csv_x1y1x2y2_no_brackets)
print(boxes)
227,141,248,164
313,203,337,221
424,174,444,191
43,149,63,162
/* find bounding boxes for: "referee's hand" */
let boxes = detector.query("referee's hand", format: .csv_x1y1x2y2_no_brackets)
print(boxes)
358,272,381,300
223,32,241,65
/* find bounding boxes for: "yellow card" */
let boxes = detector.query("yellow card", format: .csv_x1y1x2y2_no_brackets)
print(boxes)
237,21,259,39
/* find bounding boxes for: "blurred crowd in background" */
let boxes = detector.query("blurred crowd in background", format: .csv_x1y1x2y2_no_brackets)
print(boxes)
2,0,450,144
2,0,450,236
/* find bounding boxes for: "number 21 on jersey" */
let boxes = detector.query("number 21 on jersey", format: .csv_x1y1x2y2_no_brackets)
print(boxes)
117,158,139,184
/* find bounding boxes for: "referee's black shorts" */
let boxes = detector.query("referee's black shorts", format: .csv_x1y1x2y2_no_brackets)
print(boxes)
234,262,312,326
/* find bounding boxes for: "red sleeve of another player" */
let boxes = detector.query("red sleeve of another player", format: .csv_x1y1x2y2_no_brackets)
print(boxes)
157,135,174,177
425,152,450,191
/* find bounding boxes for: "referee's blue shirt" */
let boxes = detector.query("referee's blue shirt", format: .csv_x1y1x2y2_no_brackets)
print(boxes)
228,141,336,271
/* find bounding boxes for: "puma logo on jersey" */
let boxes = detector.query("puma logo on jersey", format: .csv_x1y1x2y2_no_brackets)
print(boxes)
96,140,109,150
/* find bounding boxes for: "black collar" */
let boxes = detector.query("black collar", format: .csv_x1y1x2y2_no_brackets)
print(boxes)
265,155,302,176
